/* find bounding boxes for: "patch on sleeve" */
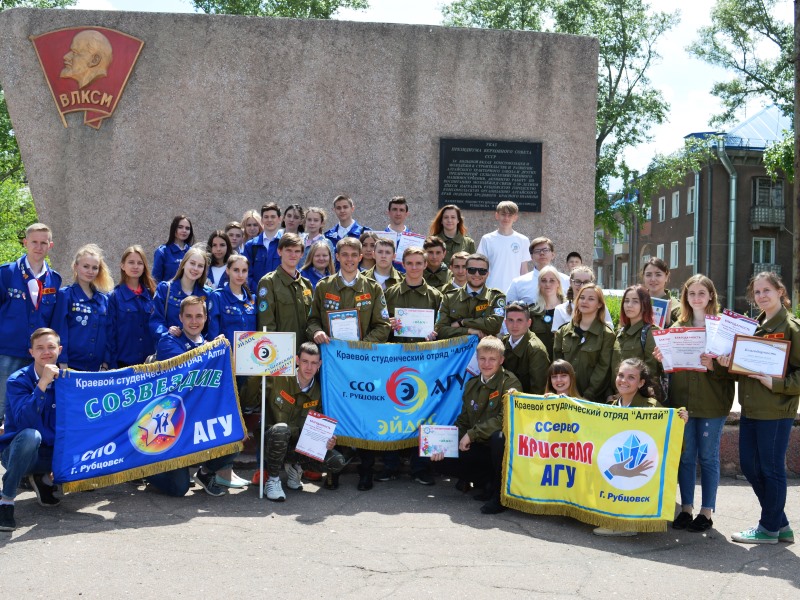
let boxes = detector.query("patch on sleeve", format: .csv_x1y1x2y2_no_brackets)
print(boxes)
258,287,267,297
280,390,296,405
494,308,505,317
489,391,500,399
259,301,267,311
381,308,389,319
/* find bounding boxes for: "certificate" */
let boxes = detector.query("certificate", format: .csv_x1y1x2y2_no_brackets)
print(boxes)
295,411,338,462
705,309,758,357
328,309,360,341
651,297,670,329
233,331,296,376
704,315,720,354
653,327,706,372
395,232,426,259
419,425,459,458
395,307,435,338
729,335,791,378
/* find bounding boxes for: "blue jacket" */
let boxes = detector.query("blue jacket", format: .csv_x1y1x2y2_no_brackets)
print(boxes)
243,231,283,290
149,280,209,339
206,266,229,290
299,266,330,290
156,332,206,361
324,220,371,245
207,285,256,345
0,257,62,358
152,243,188,283
108,284,156,367
0,363,57,451
51,284,110,371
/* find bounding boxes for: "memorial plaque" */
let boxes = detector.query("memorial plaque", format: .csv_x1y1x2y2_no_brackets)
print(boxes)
438,139,542,212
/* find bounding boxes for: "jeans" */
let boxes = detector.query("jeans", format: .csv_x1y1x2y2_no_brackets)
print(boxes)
0,354,33,424
739,415,793,534
677,416,726,510
147,453,236,497
1,429,52,500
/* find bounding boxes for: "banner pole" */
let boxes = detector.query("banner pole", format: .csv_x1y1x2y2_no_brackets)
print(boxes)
259,326,267,500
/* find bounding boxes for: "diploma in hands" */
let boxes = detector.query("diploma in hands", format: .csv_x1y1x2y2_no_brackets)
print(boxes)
419,425,459,458
295,411,338,462
729,335,791,378
328,309,360,341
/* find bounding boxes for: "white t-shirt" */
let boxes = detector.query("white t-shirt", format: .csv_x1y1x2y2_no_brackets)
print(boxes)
506,268,571,305
477,230,530,293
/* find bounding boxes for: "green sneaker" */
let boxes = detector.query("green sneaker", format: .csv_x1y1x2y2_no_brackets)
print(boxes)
731,527,778,545
778,528,794,543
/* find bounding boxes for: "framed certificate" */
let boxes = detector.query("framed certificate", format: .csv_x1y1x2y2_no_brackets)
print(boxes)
328,309,361,341
729,335,791,378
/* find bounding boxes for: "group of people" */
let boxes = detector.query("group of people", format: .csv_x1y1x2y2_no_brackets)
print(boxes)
0,196,796,547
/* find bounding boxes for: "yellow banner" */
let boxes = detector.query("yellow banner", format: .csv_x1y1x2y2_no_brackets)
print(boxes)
502,393,685,532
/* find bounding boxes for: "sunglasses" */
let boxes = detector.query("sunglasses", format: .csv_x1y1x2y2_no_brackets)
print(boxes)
466,267,489,275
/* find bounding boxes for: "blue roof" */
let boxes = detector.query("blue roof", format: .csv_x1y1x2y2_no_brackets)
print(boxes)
683,105,791,151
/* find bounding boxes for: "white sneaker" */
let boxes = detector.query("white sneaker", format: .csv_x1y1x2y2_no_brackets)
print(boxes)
285,463,304,491
266,477,286,502
593,527,637,537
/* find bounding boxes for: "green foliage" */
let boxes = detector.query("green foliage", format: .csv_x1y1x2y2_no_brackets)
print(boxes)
687,0,793,127
0,181,37,264
442,0,679,241
764,130,794,183
605,294,620,329
191,0,368,18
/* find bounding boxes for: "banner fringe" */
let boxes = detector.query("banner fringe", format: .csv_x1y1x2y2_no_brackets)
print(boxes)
335,436,418,451
500,495,667,532
131,336,228,374
61,441,243,494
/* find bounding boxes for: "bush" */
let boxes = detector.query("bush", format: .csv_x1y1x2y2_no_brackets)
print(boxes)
0,181,37,264
605,295,620,330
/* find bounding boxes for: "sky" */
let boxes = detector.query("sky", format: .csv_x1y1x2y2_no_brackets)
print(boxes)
70,0,794,179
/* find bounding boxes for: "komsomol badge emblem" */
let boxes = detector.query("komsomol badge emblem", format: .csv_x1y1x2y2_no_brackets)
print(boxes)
30,27,144,129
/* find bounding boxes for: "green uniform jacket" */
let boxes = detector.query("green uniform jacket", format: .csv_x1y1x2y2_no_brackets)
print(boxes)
554,319,619,402
614,320,660,386
669,319,734,418
607,391,662,408
530,308,556,360
435,285,505,339
502,331,550,394
384,279,443,343
363,265,404,290
268,374,322,443
736,307,800,420
306,273,391,343
256,267,313,345
441,281,465,295
455,367,522,443
423,264,452,291
441,232,476,264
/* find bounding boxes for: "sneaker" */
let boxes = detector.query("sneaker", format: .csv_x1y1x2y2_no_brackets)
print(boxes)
687,514,713,533
216,473,250,489
374,470,398,482
266,477,286,502
0,504,15,532
672,511,692,530
731,527,778,545
779,527,794,543
193,469,226,497
413,472,435,486
593,527,637,537
285,463,304,491
28,474,60,507
324,473,340,490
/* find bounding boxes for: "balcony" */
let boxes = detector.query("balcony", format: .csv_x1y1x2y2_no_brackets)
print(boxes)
753,263,781,276
750,206,785,230
613,242,629,256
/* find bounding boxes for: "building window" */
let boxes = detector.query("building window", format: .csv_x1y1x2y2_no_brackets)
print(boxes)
670,241,679,268
620,262,628,287
641,253,651,265
658,196,665,222
685,236,695,266
656,244,664,260
594,229,604,248
753,237,775,264
645,205,652,221
671,191,680,218
753,178,784,207
687,186,696,214
614,224,628,244
596,266,604,287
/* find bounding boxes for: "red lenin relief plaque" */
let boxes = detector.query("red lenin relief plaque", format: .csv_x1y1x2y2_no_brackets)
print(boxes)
30,27,144,129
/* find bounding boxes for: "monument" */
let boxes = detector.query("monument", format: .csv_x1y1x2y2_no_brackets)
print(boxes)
0,8,598,274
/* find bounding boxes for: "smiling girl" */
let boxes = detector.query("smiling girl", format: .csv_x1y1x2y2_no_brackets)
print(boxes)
149,246,209,340
206,230,232,290
428,204,476,263
53,244,114,371
302,207,335,265
640,258,680,327
615,285,660,386
153,215,194,282
300,241,335,290
108,246,156,368
544,360,581,397
530,265,564,359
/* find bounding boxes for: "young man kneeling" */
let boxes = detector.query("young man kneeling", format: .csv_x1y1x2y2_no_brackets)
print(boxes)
431,336,520,514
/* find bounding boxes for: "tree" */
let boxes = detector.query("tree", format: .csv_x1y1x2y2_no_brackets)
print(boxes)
192,0,368,19
442,0,679,240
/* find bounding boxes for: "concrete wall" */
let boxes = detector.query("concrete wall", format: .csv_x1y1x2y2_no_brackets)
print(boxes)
0,8,598,276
